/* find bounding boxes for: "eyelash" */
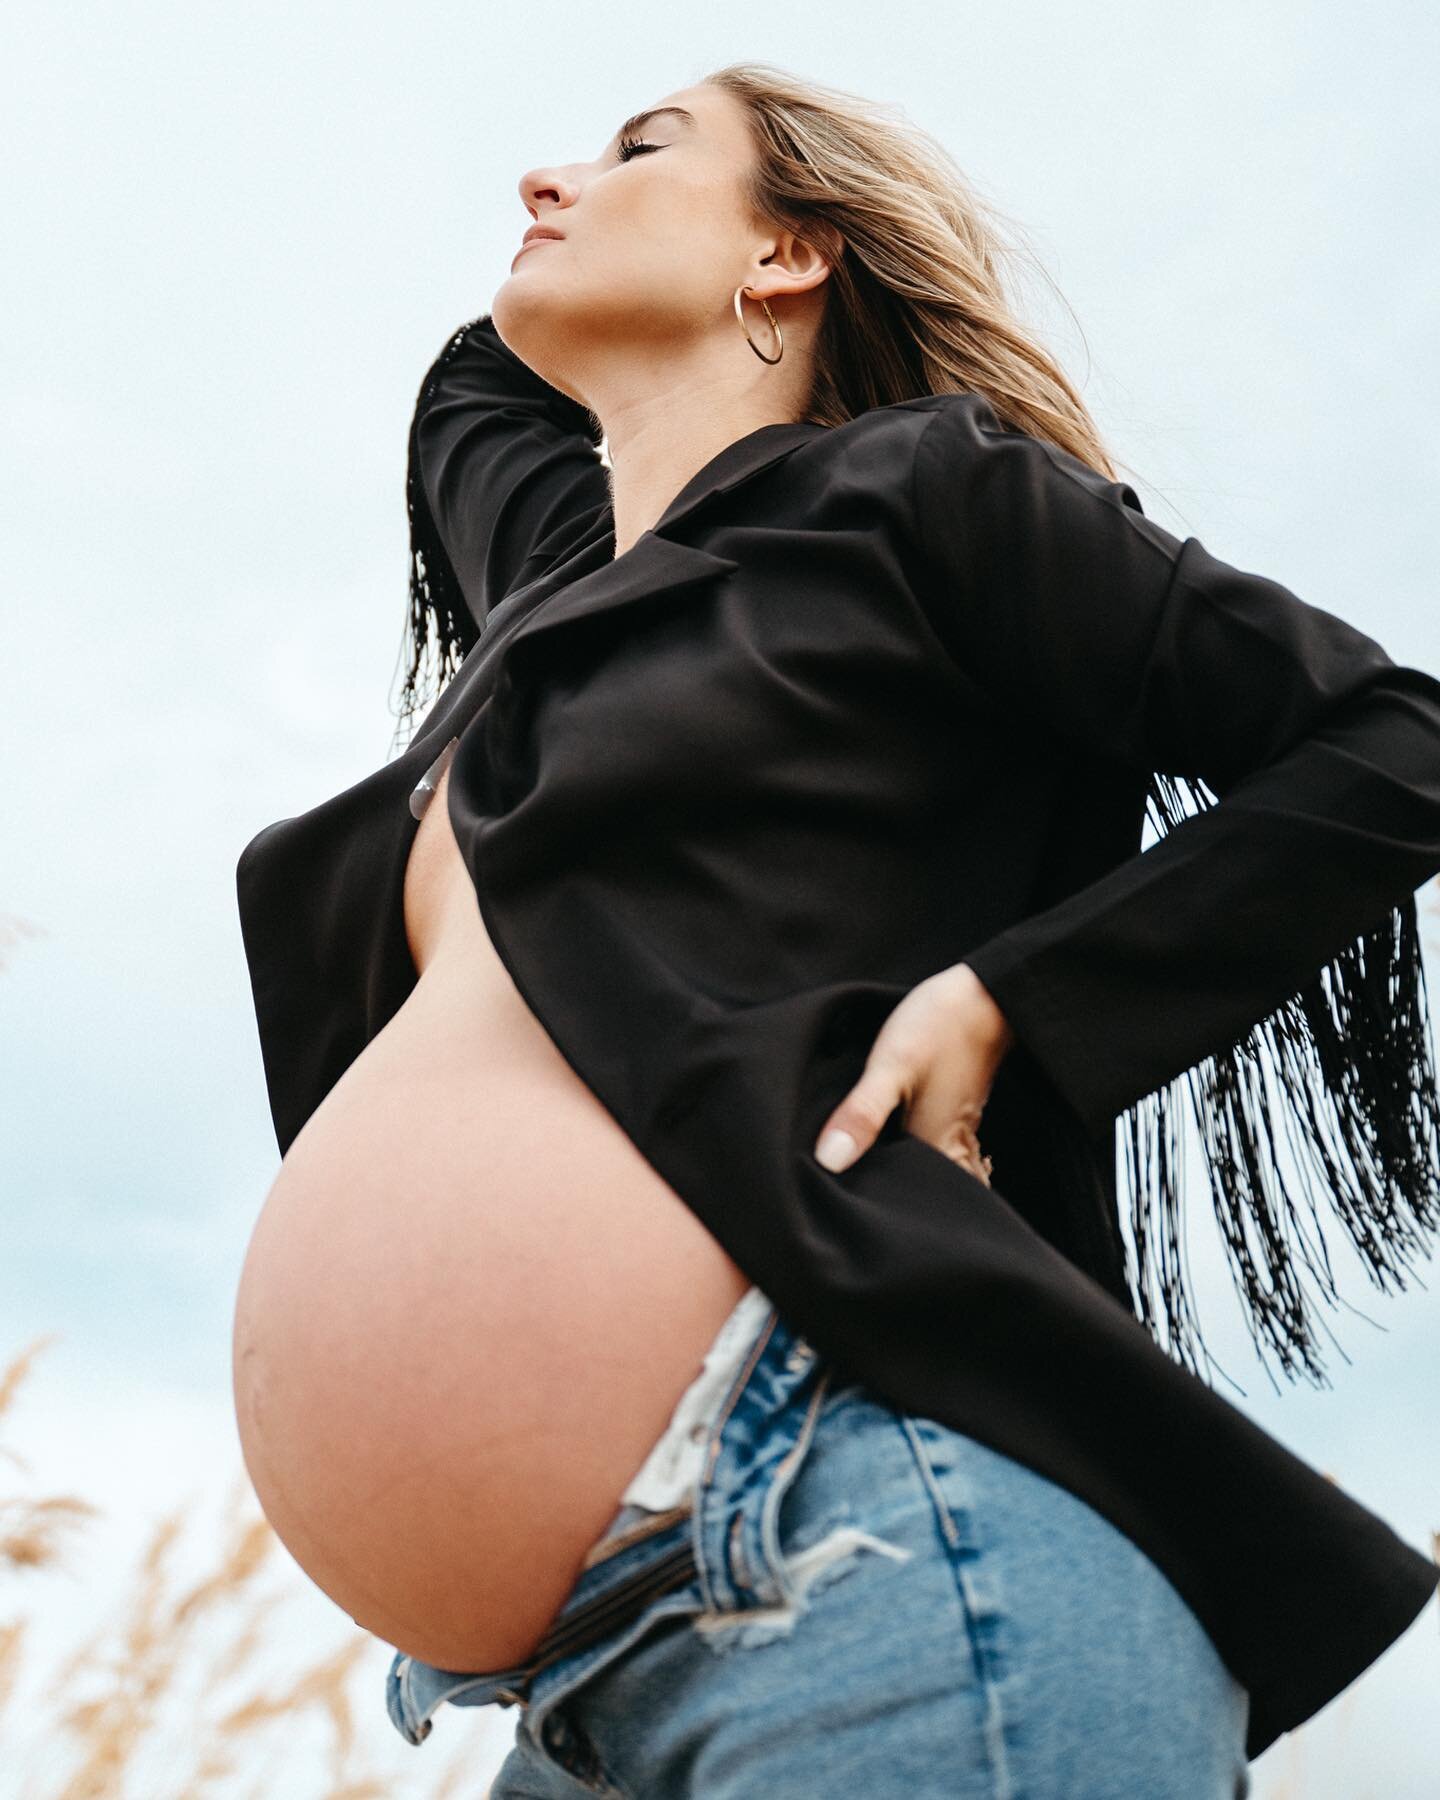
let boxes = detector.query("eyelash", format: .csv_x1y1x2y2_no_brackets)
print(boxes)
616,134,658,163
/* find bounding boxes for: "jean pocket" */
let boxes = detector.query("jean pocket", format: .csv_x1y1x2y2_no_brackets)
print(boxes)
696,1374,918,1656
523,1700,629,1796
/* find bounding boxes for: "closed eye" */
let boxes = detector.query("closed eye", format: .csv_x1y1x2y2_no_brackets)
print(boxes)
616,135,659,163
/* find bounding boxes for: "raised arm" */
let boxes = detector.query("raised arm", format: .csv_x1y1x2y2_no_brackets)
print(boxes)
397,312,611,734
910,390,1440,1381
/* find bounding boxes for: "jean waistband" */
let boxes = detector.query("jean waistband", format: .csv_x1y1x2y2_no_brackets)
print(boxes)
388,1302,828,1744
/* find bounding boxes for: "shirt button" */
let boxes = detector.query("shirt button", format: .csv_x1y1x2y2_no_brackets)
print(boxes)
689,1422,708,1442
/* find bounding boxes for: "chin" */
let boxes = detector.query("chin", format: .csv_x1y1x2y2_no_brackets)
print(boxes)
493,285,590,384
491,281,559,351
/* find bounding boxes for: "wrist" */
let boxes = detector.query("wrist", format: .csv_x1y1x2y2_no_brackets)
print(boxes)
950,961,1017,1062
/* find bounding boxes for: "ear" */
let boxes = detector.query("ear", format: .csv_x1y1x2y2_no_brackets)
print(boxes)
750,226,834,304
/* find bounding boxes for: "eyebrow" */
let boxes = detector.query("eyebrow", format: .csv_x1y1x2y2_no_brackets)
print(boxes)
612,105,698,142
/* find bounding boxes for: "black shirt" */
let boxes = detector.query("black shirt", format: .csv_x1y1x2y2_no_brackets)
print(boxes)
236,313,1440,1758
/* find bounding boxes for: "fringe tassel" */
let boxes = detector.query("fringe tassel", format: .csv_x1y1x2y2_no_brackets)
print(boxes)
1121,771,1440,1393
388,321,485,760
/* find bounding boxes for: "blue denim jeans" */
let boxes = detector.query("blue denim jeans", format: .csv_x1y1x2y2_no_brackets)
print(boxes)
387,1304,1251,1797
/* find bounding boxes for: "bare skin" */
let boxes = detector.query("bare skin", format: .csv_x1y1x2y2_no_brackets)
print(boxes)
231,79,1014,1673
232,755,757,1669
493,81,832,556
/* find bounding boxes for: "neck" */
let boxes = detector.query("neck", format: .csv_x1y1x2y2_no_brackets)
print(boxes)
581,338,810,557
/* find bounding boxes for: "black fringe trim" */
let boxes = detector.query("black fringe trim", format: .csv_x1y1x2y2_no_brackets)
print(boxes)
1121,771,1440,1393
388,320,486,761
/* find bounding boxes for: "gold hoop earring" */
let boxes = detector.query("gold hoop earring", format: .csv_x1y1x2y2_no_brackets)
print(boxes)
733,284,783,364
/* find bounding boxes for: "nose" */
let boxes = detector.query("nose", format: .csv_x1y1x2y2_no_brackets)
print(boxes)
517,163,579,222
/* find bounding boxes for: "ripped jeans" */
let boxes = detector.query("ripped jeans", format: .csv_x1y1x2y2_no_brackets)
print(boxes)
386,1304,1251,1798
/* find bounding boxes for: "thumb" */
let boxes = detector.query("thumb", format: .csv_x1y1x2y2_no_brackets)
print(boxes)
814,1054,910,1174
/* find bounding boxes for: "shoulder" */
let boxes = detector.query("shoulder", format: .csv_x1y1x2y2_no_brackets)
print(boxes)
805,389,1083,499
722,390,1145,543
813,391,976,458
900,390,1150,541
767,393,967,505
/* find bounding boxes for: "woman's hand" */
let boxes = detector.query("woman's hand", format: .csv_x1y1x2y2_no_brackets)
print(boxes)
813,963,1016,1183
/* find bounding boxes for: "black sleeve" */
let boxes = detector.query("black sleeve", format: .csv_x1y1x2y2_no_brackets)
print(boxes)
408,312,611,639
911,391,1440,1137
911,391,1440,1384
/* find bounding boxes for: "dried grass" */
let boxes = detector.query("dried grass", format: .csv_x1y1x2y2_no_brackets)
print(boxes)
0,1336,487,1798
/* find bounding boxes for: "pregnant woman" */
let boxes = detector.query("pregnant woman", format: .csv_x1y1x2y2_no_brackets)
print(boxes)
232,61,1440,1796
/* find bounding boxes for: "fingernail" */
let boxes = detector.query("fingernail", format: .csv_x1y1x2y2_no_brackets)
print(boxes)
816,1127,858,1173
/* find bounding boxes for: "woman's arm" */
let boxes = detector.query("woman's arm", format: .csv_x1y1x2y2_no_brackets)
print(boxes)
910,390,1440,1382
408,312,611,640
911,391,1440,1136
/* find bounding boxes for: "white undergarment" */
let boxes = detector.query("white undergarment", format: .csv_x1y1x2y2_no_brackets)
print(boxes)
619,1284,775,1511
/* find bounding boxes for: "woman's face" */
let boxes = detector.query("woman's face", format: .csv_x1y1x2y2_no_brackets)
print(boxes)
494,83,808,383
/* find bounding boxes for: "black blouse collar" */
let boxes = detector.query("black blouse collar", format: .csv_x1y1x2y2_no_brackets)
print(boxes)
478,419,829,657
651,419,828,537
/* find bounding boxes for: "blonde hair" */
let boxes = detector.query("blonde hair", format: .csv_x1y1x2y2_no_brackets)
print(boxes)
701,59,1125,481
392,65,1130,754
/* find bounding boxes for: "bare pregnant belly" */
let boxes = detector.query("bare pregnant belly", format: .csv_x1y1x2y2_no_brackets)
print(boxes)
231,755,753,1671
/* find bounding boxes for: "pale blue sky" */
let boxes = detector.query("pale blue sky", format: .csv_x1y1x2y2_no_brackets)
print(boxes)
3,3,1438,1792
